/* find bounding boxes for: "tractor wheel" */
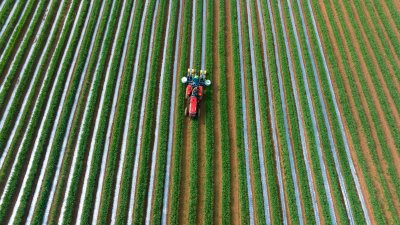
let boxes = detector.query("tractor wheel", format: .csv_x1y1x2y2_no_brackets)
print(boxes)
185,107,188,116
197,109,200,118
185,93,188,99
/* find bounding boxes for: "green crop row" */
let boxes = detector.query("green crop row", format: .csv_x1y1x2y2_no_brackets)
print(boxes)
169,0,192,223
240,1,281,224
77,0,140,223
43,1,111,224
150,1,180,224
283,0,338,223
218,0,231,224
203,0,214,223
0,0,46,124
130,0,168,224
0,0,27,52
280,0,350,223
0,0,86,222
343,0,400,150
112,0,158,221
0,0,37,74
381,0,400,40
83,0,148,223
0,0,15,32
0,0,77,181
188,0,203,223
311,0,399,222
12,0,103,223
0,0,58,154
347,0,400,119
229,0,250,223
300,0,369,223
263,0,304,223
366,0,400,63
277,0,318,223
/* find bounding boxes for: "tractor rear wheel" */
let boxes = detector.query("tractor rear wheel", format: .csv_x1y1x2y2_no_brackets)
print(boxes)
185,107,188,116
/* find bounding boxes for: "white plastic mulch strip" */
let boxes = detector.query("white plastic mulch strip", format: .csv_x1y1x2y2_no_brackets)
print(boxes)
235,0,255,223
0,0,58,170
144,0,173,224
90,0,131,223
0,0,22,39
74,0,121,223
282,0,322,222
0,0,86,221
0,0,34,66
21,0,97,223
304,0,370,223
160,0,183,223
244,1,272,223
0,0,57,164
106,0,138,223
127,0,160,224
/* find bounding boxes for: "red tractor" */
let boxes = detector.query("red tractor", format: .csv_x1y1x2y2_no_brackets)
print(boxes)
182,69,211,119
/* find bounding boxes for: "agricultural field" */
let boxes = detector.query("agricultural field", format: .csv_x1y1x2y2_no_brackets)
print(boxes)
0,0,399,224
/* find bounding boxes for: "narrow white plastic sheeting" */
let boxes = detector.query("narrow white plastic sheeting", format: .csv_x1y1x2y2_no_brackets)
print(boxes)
40,0,106,224
0,0,60,170
127,1,160,224
304,0,370,223
74,0,121,223
0,0,8,12
235,0,255,223
0,0,33,65
244,1,272,223
0,0,21,39
281,0,325,222
275,0,305,223
189,0,196,68
106,0,140,223
144,0,173,224
201,0,206,70
90,0,132,223
160,1,183,224
291,0,354,223
263,0,293,222
0,0,86,220
0,0,76,205
18,0,97,223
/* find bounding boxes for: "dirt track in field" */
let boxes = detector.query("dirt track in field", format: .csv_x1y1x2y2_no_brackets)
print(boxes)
225,0,241,223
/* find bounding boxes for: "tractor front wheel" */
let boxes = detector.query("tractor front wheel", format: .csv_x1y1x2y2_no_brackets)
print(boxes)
185,107,188,116
197,109,200,118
